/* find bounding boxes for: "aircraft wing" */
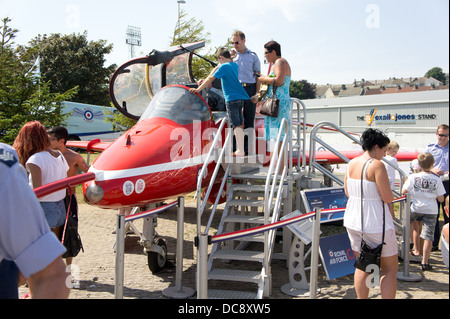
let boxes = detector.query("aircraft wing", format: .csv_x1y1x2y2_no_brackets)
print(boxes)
66,139,112,152
299,149,419,164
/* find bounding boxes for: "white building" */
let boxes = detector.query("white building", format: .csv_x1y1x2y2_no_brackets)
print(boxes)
301,89,449,151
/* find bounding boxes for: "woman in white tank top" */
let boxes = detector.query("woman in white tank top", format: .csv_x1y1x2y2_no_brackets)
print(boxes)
13,121,69,239
344,128,398,299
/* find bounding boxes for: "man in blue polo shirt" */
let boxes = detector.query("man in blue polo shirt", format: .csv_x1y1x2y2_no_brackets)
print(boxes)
231,30,261,154
425,124,449,250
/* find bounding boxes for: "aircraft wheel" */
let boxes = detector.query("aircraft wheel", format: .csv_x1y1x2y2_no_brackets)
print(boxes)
147,238,167,274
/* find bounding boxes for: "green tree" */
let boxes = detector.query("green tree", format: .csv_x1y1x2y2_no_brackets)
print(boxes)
289,79,316,100
171,9,215,81
425,67,446,84
27,32,116,106
0,17,77,145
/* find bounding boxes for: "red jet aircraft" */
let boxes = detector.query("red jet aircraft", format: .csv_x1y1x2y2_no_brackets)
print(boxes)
65,41,418,272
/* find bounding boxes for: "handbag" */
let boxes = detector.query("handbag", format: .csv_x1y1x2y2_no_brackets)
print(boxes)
62,195,84,258
354,158,385,273
260,79,279,117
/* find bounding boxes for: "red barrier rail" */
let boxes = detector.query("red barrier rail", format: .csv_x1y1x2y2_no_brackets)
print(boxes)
34,172,96,199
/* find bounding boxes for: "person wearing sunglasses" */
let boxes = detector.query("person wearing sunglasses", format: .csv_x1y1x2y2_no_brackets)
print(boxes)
425,124,449,250
230,30,261,155
251,41,291,148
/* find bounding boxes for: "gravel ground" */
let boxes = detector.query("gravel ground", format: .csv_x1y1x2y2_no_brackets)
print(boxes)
19,199,448,301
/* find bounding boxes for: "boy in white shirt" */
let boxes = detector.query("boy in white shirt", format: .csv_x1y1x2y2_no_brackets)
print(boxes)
402,153,446,270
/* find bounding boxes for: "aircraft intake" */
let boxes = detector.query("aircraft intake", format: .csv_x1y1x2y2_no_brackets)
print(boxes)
85,183,104,204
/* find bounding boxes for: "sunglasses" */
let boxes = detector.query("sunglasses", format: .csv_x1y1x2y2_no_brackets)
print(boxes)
232,41,240,45
437,134,449,137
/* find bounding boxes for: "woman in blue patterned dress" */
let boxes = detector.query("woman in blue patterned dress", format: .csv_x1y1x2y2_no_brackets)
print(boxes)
252,41,291,146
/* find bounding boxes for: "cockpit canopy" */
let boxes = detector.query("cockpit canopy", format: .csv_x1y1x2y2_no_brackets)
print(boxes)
110,41,209,121
139,85,210,125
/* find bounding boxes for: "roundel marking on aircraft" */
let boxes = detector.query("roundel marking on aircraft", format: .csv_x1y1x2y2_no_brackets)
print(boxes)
135,179,146,194
123,181,134,196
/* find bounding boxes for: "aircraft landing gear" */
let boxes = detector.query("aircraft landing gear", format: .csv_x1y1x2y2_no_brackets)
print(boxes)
140,207,174,274
146,238,169,274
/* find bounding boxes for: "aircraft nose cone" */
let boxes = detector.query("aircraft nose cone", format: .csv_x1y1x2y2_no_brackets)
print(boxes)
85,183,104,204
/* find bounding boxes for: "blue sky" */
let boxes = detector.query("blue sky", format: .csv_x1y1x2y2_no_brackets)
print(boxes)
1,0,448,85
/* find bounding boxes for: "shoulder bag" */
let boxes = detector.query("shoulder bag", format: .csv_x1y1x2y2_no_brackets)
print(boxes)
260,79,279,117
354,158,385,273
62,195,84,258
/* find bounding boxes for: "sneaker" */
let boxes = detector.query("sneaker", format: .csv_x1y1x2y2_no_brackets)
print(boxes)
421,263,433,271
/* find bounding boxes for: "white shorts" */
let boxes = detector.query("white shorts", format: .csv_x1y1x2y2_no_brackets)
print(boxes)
347,228,398,258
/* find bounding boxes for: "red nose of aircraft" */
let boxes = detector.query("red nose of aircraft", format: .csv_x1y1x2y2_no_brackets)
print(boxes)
83,117,208,209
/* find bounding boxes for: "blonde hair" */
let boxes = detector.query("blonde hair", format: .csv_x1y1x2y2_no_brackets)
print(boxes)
387,141,399,150
417,153,434,170
232,30,245,40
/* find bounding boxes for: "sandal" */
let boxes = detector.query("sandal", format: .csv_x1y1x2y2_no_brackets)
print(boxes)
409,251,422,263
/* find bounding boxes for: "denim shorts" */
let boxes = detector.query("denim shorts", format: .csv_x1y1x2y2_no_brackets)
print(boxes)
226,100,244,128
410,212,437,242
41,200,66,228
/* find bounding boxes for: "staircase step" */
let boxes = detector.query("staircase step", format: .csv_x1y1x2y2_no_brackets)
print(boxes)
228,198,264,207
233,191,265,199
213,249,264,262
238,233,265,243
231,169,268,180
209,268,261,283
208,289,257,299
223,214,265,224
231,184,266,192
221,157,261,175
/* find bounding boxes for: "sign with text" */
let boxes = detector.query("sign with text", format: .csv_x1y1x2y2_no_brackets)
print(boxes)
301,187,348,223
319,233,356,280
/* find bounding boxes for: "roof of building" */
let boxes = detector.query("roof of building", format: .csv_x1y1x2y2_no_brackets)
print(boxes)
338,86,364,97
302,89,449,109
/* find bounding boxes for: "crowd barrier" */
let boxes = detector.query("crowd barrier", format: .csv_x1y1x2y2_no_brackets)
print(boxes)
34,174,422,299
114,197,195,299
196,193,421,299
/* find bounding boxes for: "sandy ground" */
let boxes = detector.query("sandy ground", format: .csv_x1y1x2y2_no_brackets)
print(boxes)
19,197,448,300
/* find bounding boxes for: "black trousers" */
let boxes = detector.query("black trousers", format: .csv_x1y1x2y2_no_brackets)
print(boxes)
0,259,19,299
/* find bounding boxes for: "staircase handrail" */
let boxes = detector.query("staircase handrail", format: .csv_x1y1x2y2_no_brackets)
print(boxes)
196,116,231,236
308,121,407,190
290,98,307,172
308,121,360,186
262,117,289,290
264,117,289,222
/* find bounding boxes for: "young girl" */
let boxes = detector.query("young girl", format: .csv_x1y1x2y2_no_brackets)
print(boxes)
383,141,399,191
13,121,69,238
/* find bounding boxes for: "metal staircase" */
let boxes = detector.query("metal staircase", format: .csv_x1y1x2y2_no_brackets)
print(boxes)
207,164,278,299
196,99,307,299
